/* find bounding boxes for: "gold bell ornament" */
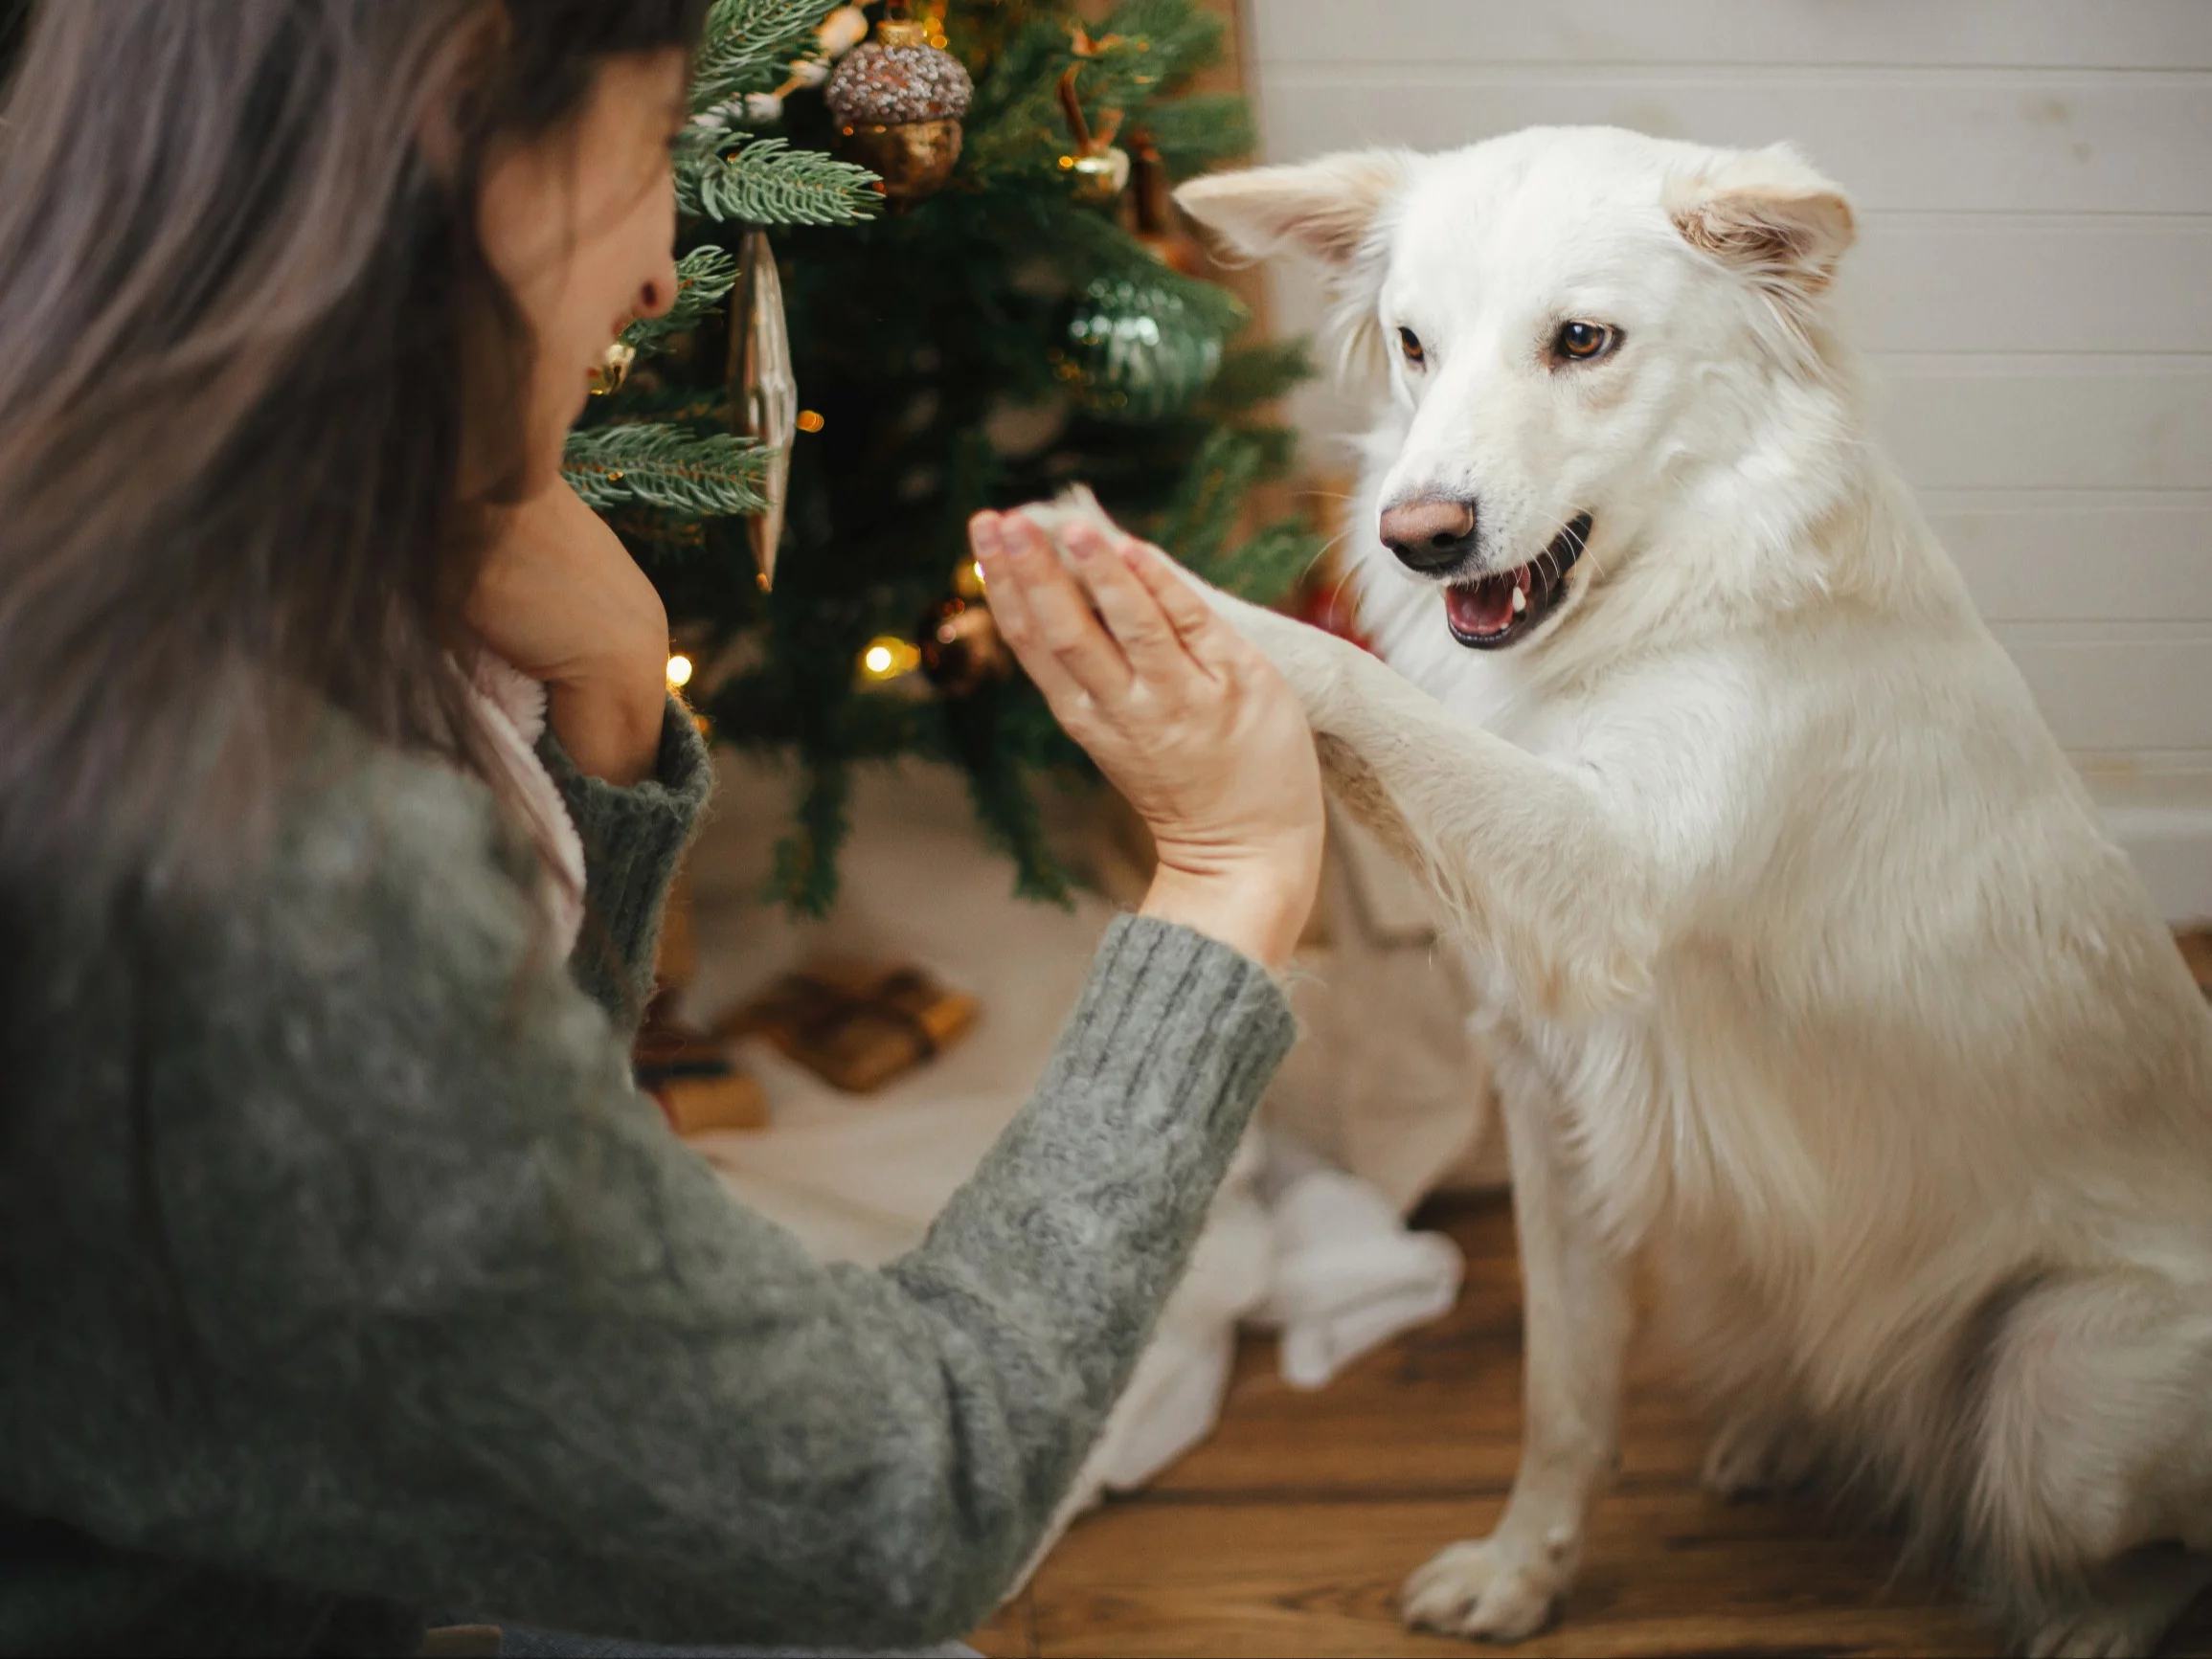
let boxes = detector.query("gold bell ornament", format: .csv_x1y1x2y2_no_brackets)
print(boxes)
824,2,974,201
1055,64,1129,204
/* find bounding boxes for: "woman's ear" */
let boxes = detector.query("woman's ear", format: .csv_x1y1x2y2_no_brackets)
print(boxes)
1174,149,1414,271
414,2,510,181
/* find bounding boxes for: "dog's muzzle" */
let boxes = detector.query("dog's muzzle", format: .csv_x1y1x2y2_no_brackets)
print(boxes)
1442,512,1593,650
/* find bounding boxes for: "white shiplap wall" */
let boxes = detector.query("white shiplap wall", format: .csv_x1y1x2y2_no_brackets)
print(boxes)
1243,0,2212,918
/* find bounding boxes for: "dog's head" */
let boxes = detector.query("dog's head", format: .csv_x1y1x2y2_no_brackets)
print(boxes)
1178,126,1856,655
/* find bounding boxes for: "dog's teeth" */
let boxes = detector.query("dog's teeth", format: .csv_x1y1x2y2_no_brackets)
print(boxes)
1510,584,1527,615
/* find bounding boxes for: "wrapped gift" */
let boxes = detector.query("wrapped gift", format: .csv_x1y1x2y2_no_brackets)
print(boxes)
714,958,978,1093
635,989,768,1134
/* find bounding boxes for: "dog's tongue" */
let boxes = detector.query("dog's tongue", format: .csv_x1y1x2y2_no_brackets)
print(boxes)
1447,572,1517,638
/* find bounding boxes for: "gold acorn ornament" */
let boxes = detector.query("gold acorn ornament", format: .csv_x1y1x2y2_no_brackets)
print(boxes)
824,3,974,202
726,230,796,590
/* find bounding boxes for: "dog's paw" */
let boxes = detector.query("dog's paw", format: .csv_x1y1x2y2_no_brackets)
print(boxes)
1700,1414,1813,1502
2021,1551,2212,1659
1401,1535,1569,1643
2026,1604,2175,1659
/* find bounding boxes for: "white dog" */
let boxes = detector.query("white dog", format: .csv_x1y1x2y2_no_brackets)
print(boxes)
1161,127,2212,1655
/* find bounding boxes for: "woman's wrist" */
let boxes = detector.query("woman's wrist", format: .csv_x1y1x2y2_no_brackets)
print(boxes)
546,663,665,787
1139,862,1312,973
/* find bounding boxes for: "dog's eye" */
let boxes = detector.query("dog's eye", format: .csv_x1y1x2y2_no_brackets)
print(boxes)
1397,326,1426,368
1555,321,1615,362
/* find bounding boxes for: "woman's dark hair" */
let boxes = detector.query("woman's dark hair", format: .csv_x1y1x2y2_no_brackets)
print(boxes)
0,0,704,904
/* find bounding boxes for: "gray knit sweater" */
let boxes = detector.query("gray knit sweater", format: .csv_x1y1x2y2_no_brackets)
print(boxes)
0,702,1296,1656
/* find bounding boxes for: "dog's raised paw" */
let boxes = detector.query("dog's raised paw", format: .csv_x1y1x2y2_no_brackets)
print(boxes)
1401,1536,1563,1643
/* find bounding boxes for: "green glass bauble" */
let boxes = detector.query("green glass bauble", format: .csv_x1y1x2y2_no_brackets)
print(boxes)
1057,276,1224,423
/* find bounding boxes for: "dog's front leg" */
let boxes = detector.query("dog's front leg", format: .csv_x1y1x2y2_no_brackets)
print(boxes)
1208,592,1661,1018
1403,1042,1633,1642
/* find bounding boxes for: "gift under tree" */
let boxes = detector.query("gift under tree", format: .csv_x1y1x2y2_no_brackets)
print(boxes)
564,0,1321,916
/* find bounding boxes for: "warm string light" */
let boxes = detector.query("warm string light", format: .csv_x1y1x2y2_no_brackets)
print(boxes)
666,653,695,690
858,636,920,682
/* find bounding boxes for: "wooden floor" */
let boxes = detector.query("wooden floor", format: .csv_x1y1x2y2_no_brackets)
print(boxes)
970,1195,2212,1658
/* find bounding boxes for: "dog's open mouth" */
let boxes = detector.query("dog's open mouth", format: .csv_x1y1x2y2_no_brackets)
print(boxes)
1444,512,1593,649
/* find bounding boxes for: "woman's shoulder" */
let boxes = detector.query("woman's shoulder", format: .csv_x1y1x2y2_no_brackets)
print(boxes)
277,708,539,905
164,708,552,1010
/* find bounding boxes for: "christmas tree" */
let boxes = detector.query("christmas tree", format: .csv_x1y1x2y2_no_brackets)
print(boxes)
568,0,1319,915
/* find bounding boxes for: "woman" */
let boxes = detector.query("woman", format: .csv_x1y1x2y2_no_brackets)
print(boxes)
0,3,1323,1656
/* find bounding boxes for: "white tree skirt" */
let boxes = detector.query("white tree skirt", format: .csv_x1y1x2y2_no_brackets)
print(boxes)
674,752,1469,1534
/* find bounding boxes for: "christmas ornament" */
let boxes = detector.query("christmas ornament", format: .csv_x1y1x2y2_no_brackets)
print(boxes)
1055,65,1129,203
587,339,636,396
1296,572,1373,654
817,6,869,59
918,594,1011,694
726,230,795,590
1057,274,1223,422
824,7,973,201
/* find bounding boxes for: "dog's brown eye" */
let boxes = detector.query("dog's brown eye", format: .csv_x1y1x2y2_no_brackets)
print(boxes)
1556,321,1614,361
1397,326,1426,367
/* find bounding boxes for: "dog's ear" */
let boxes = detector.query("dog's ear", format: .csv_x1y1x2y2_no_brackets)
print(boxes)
1173,150,1413,270
1667,144,1856,297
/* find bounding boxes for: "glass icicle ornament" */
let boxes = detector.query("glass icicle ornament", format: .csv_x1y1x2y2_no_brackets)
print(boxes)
727,230,796,589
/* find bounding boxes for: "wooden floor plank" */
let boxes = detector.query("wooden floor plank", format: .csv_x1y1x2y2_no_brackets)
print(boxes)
967,1585,1035,1659
982,1196,2212,1656
1027,1491,2001,1658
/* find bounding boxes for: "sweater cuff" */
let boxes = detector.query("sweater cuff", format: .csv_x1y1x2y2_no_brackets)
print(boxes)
1049,913,1299,1146
537,696,714,1024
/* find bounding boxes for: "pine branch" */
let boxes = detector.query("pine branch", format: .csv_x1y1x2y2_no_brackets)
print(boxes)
768,759,850,915
691,0,843,109
576,381,734,430
621,246,740,352
1211,516,1326,604
1194,340,1316,417
1141,92,1254,176
562,424,770,517
1036,201,1250,339
1097,0,1227,92
677,132,882,227
1152,429,1258,572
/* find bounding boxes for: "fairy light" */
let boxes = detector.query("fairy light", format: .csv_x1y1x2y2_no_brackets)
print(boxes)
796,409,825,433
858,636,920,682
666,653,694,689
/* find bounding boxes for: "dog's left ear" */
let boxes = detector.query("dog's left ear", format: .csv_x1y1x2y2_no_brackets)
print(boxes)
1667,144,1856,298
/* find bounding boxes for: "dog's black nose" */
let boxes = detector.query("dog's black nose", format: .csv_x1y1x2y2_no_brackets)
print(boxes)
1380,497,1478,572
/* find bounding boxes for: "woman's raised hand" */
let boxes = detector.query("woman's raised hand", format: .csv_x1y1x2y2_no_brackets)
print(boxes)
968,508,1323,971
467,480,669,786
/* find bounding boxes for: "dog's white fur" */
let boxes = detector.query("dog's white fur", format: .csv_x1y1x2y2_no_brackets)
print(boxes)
1170,126,2212,1655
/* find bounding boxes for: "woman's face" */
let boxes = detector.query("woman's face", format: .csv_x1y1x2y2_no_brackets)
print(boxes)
476,50,688,492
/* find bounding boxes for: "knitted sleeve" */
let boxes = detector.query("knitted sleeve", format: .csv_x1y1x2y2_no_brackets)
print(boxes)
535,695,714,1029
19,738,1295,1651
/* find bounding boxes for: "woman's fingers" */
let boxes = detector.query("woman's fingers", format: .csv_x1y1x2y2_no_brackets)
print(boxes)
1117,532,1254,673
1051,520,1201,689
994,513,1133,702
969,512,1140,711
969,515,1087,709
